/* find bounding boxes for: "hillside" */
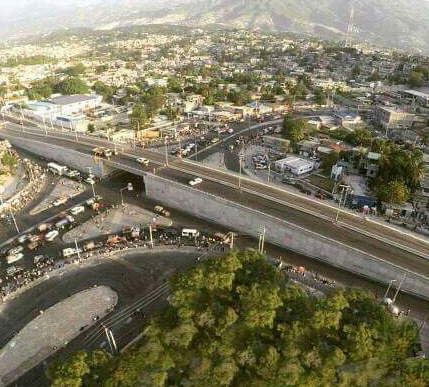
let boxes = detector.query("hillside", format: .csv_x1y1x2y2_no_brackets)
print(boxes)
1,0,429,54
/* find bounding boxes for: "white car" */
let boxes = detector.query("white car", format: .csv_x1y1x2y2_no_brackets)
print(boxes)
70,205,85,216
53,197,68,207
9,245,24,255
136,157,149,166
62,248,82,258
189,177,203,186
85,176,97,185
66,170,80,178
45,230,59,242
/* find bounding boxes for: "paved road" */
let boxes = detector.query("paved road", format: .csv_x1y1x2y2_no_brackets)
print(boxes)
2,123,429,281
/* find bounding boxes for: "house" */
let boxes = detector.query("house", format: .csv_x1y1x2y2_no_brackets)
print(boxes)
275,156,314,176
297,139,320,157
364,152,381,177
374,105,415,130
334,111,362,127
403,90,429,108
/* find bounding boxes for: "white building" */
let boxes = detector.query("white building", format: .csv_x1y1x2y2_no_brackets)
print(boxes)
275,156,314,176
50,94,103,115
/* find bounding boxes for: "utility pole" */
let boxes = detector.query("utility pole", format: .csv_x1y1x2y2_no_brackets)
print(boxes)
42,117,48,136
74,239,81,259
149,223,154,248
238,152,244,190
0,193,19,233
335,185,350,223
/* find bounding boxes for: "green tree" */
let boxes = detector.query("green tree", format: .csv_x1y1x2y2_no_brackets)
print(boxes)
409,71,425,88
130,103,149,130
282,115,307,148
322,152,340,174
63,63,86,77
55,77,89,95
50,250,428,387
314,88,327,105
377,180,410,205
345,128,374,147
167,77,182,93
87,123,95,133
92,81,115,102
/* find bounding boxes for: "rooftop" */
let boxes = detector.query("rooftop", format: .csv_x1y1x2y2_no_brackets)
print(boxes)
50,94,98,106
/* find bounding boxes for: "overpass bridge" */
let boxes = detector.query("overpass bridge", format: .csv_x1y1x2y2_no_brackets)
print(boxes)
2,121,429,299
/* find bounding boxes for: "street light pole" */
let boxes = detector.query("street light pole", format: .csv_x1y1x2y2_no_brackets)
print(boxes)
120,183,133,207
335,185,350,223
383,279,397,299
164,137,169,166
393,273,407,303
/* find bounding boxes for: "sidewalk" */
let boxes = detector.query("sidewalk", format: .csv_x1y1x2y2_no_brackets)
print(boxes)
0,286,118,387
30,178,85,215
62,204,172,243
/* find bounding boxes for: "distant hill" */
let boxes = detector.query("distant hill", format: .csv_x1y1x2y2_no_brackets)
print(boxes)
138,0,429,54
1,0,429,54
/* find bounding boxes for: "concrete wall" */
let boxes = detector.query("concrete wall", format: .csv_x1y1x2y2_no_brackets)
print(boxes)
144,173,429,300
0,134,111,177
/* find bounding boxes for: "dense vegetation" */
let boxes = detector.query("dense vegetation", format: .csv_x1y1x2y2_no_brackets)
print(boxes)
48,250,429,387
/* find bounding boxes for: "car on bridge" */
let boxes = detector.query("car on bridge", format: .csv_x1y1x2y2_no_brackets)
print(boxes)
136,157,149,166
189,177,203,186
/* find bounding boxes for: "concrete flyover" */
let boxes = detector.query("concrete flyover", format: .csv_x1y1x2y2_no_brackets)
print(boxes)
2,122,429,298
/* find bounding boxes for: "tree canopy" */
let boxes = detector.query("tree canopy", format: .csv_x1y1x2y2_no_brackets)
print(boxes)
55,77,90,95
282,114,308,148
48,250,428,387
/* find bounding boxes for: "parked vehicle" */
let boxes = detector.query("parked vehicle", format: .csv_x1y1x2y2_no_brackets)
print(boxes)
154,205,170,217
17,234,28,244
6,252,24,264
45,230,59,242
6,266,19,276
70,205,85,216
27,241,39,251
8,246,24,255
53,197,68,207
66,169,81,178
48,162,68,176
83,241,96,251
182,228,199,238
38,223,52,233
86,195,102,207
63,248,82,258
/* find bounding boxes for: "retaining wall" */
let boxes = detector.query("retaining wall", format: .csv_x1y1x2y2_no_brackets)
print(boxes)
0,134,111,177
144,173,429,300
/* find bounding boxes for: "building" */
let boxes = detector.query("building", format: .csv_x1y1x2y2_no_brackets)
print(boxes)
403,90,429,108
263,136,290,153
275,156,314,176
334,111,362,127
374,105,415,130
50,94,103,115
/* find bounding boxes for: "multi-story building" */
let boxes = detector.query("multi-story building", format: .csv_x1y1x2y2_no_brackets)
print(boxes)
374,105,415,129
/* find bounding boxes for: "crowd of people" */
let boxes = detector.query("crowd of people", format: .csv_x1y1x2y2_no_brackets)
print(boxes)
0,152,47,226
0,227,227,302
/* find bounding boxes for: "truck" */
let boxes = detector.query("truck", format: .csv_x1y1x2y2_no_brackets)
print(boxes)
6,253,24,264
93,147,113,158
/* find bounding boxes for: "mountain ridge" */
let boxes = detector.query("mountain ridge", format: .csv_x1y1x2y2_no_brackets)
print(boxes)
1,0,428,54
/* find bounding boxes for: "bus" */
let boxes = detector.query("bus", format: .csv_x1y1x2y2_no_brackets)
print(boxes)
47,162,68,176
